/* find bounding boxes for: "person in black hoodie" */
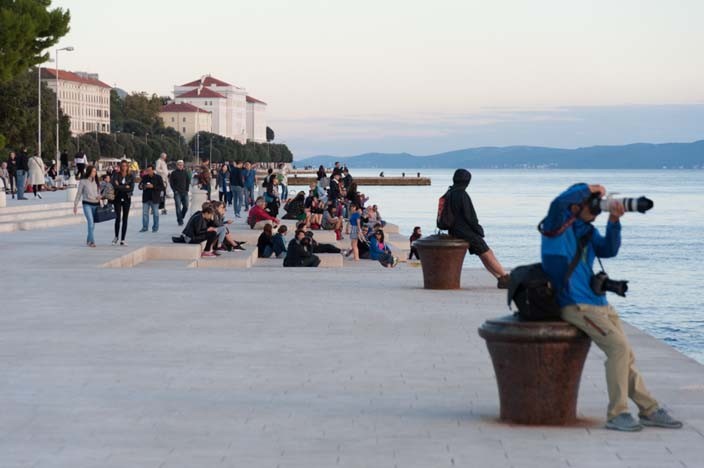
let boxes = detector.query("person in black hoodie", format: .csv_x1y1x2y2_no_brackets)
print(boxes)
111,160,135,245
179,206,219,257
169,159,191,226
138,164,165,233
283,230,320,267
446,168,509,289
15,148,29,200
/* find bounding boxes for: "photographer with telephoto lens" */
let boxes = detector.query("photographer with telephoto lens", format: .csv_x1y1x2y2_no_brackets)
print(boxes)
540,183,681,432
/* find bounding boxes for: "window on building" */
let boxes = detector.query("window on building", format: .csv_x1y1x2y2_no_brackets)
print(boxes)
182,127,186,133
171,117,175,123
183,117,186,122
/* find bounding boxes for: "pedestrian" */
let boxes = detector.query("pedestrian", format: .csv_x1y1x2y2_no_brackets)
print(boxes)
74,150,87,178
73,165,101,247
28,153,45,199
217,164,232,205
409,226,422,260
229,160,245,217
277,163,288,201
6,152,17,198
445,168,510,288
111,160,134,245
156,153,169,214
60,149,69,177
138,164,165,233
15,148,29,200
169,160,191,226
243,161,256,210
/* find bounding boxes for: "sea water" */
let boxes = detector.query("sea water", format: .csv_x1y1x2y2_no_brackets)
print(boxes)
297,169,704,364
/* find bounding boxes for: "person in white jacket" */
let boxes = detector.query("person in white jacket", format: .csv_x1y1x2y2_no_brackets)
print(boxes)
28,154,46,199
155,153,169,214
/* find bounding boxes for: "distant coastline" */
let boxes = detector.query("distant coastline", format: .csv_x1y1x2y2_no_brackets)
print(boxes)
296,140,704,169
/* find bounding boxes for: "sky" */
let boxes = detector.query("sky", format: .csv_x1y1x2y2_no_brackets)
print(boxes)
52,0,704,157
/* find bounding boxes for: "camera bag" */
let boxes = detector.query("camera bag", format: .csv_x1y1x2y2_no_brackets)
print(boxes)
508,231,592,320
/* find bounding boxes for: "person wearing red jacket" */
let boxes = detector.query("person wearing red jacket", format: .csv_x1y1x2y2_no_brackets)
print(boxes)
247,196,280,229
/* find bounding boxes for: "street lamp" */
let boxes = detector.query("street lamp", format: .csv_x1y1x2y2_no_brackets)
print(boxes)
55,46,74,174
38,58,54,162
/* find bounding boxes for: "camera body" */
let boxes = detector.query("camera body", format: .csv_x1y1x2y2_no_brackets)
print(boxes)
590,271,629,297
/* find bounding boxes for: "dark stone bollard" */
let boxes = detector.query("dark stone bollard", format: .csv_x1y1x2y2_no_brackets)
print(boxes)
478,315,591,425
413,234,469,289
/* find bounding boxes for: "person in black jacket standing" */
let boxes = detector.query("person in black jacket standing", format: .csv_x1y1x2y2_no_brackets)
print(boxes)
6,152,17,198
446,168,509,289
15,148,29,200
111,160,135,245
169,160,191,226
229,160,245,218
138,164,165,233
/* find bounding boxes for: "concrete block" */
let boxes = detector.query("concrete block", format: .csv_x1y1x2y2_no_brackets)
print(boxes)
189,249,256,268
317,253,344,267
65,187,78,203
0,190,5,208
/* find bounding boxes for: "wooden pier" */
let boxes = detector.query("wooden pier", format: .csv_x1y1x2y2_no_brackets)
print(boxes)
287,175,431,186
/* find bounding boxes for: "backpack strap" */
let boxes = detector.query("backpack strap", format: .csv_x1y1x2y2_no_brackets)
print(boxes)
563,227,593,287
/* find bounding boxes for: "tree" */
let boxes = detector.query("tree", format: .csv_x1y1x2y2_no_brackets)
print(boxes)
0,0,71,83
122,92,163,133
110,89,125,132
266,126,275,142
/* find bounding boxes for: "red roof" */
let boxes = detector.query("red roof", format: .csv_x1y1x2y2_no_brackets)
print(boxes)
246,95,267,105
175,87,226,99
180,76,231,87
161,102,210,113
41,69,111,89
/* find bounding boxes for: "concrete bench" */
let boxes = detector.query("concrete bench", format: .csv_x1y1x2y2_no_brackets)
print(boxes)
102,244,202,268
253,252,343,268
188,248,257,269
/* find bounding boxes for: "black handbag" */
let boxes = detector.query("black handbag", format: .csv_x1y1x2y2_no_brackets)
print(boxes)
94,203,116,223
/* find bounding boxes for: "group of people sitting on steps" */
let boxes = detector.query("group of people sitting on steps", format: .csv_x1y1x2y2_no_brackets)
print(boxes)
172,200,246,257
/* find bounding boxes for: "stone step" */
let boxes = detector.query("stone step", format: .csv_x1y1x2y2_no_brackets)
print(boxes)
188,249,258,268
253,253,344,268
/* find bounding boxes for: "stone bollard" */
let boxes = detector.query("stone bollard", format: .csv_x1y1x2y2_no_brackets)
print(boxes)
66,187,78,203
478,315,591,425
412,234,468,289
191,190,208,212
0,187,6,208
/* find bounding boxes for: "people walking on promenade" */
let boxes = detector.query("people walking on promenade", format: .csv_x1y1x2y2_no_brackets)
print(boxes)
73,165,101,247
111,160,134,246
445,168,509,289
277,163,288,201
169,160,190,226
409,226,422,260
15,148,29,200
6,152,17,198
155,153,169,214
74,150,87,178
217,164,232,206
197,160,212,200
60,149,69,177
138,164,165,233
243,161,256,210
229,160,245,217
541,183,682,432
28,153,45,199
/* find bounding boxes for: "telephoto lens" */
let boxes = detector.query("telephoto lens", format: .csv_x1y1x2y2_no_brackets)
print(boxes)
600,196,654,214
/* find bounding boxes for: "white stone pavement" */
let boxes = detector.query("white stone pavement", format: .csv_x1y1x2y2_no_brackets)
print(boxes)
1,194,703,468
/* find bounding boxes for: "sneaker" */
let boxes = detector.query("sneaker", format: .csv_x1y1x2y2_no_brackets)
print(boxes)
213,250,223,256
152,229,158,233
139,228,148,232
120,240,128,246
201,251,216,258
640,408,683,429
391,256,399,268
605,413,643,432
497,274,511,289
112,237,118,246
234,245,246,251
178,221,184,226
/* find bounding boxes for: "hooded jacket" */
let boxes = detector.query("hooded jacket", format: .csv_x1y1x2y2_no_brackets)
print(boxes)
446,170,484,239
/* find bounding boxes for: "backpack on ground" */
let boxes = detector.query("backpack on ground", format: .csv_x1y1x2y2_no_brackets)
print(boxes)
436,191,454,230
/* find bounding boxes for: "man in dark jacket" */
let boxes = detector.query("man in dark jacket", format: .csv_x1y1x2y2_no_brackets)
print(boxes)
446,168,509,288
229,160,245,218
180,206,218,257
169,160,191,226
283,230,320,267
60,149,69,177
15,149,29,200
328,172,341,207
138,164,165,232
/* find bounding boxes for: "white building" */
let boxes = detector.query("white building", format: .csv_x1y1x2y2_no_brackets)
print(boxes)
41,69,111,135
159,103,212,142
173,75,267,143
246,96,268,143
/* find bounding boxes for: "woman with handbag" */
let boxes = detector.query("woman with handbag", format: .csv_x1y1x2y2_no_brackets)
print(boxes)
74,165,102,247
28,153,46,199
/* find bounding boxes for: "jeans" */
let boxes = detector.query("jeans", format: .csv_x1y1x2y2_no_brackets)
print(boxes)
232,186,244,215
281,184,288,201
244,186,255,209
174,191,189,224
82,203,97,244
15,170,27,198
113,197,131,241
142,201,159,231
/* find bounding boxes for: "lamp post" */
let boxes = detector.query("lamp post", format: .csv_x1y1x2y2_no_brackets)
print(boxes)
37,58,54,161
55,46,74,173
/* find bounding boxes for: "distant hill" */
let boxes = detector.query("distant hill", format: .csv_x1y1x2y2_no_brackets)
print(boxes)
297,141,704,169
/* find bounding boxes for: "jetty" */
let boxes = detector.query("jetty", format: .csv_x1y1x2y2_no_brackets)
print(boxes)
1,191,703,467
288,175,431,186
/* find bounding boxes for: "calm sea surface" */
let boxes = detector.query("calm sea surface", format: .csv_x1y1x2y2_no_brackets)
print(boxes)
296,169,704,364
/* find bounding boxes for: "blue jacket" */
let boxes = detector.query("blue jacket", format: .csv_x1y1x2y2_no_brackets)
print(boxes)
541,183,621,307
369,237,390,261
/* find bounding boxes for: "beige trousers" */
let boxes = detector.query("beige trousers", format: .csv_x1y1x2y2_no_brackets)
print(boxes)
561,304,659,420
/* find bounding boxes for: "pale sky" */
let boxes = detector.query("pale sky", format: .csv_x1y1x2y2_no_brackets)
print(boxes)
52,0,704,157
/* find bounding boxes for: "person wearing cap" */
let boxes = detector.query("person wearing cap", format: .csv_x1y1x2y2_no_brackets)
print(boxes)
445,168,510,288
169,160,191,226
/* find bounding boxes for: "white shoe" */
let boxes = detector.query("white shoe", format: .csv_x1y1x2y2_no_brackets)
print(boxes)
120,240,128,246
112,237,118,245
